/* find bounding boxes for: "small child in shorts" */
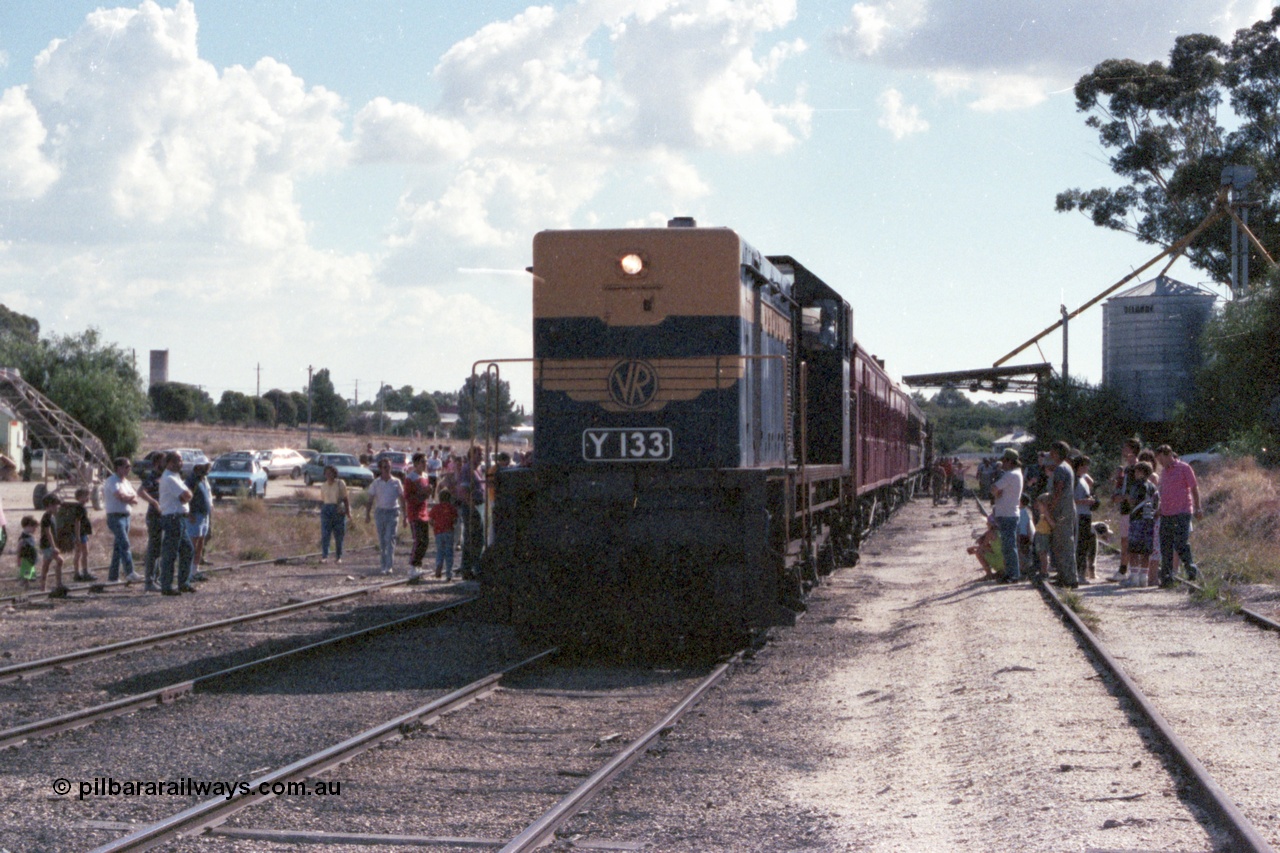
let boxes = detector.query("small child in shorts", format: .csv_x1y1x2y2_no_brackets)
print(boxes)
16,516,38,588
1016,494,1034,576
70,487,93,582
38,494,67,596
1033,493,1054,580
1125,461,1159,587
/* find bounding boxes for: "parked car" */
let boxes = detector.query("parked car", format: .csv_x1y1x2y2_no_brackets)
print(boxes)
299,448,320,463
302,453,375,488
1181,445,1226,469
158,447,210,479
259,448,307,480
369,450,412,479
207,455,268,499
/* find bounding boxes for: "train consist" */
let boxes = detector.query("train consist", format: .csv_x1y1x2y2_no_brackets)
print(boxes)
482,220,928,655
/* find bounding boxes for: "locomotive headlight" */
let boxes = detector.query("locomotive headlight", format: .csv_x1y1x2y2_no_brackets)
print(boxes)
619,253,645,276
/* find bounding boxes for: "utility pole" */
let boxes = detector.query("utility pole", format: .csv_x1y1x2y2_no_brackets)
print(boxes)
378,380,384,435
1060,304,1069,394
255,363,261,398
354,379,358,407
306,365,314,448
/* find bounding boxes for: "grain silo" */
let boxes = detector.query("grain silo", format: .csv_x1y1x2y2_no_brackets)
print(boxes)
1102,275,1218,423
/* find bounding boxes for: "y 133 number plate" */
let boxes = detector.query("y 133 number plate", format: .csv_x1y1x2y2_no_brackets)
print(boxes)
582,428,673,461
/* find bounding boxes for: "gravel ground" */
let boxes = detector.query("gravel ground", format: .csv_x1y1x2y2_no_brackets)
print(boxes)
1072,558,1280,848
158,664,715,853
0,613,527,851
5,498,1274,851
0,543,445,665
554,501,1227,851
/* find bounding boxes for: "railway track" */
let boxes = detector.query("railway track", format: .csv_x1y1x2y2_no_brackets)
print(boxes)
0,544,378,605
0,597,476,751
86,650,739,852
0,576,412,684
1037,578,1277,852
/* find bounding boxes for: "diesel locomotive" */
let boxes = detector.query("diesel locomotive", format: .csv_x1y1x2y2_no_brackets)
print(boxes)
480,220,928,655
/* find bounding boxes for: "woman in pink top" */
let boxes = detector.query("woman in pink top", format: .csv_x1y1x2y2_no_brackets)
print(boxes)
1154,445,1201,587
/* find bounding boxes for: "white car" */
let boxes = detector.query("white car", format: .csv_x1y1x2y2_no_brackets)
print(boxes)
259,448,307,479
1180,445,1225,469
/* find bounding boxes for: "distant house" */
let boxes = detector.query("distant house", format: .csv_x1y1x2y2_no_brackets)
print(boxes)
993,430,1034,454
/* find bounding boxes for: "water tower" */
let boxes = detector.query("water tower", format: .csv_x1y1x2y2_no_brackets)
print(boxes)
1102,275,1217,423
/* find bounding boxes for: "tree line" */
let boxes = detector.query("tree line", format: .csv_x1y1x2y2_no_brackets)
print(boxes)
0,305,522,459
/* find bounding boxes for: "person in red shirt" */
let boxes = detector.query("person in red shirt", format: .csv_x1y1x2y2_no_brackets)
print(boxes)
404,453,434,582
429,490,459,581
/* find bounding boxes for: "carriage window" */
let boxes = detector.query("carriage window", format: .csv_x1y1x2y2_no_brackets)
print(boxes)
800,300,840,350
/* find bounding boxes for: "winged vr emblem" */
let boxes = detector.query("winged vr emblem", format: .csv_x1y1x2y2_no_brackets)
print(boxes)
607,359,659,410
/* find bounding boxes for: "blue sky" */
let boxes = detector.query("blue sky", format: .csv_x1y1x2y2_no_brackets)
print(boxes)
0,1,1270,409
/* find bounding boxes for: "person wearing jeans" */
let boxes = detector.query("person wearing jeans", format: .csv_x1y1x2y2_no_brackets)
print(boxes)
318,465,349,563
1155,445,1201,586
102,457,142,583
365,459,404,574
157,451,195,595
990,448,1024,581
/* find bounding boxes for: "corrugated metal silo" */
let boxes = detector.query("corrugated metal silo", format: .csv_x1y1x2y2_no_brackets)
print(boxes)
1102,275,1217,422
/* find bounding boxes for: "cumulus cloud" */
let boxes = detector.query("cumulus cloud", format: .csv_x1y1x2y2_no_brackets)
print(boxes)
379,0,811,264
7,0,347,250
352,97,472,164
0,87,59,199
832,0,1275,110
876,88,928,138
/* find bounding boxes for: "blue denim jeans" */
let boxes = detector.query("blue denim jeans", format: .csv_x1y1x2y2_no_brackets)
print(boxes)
374,508,398,572
1159,514,1196,583
320,504,346,559
106,512,133,582
434,530,454,578
158,513,193,591
996,516,1020,580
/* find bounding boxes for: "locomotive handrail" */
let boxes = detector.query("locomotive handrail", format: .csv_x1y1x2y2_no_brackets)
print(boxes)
469,358,539,548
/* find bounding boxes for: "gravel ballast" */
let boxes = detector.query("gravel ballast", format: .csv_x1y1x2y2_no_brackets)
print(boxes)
3,498,1275,850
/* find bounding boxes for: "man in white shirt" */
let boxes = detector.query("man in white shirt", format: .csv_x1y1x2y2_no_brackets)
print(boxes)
991,448,1024,582
157,451,195,595
103,457,142,583
365,458,405,574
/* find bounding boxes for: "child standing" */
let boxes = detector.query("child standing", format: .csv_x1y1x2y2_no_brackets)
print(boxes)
68,487,94,582
38,494,66,596
16,516,38,588
1016,494,1034,577
1125,461,1159,587
1033,493,1054,580
429,489,459,581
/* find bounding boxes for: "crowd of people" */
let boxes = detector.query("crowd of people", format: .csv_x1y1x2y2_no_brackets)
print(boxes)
971,438,1203,590
10,440,532,596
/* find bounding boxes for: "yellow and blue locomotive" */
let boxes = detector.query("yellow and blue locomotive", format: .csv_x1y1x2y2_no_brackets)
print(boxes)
481,220,927,655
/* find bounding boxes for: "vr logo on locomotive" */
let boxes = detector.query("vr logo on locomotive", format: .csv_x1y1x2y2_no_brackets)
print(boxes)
607,359,659,409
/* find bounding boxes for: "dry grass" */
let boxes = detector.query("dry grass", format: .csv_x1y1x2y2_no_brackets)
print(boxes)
1191,457,1280,587
206,498,376,562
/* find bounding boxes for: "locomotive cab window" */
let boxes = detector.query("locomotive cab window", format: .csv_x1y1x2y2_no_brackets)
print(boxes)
801,300,841,350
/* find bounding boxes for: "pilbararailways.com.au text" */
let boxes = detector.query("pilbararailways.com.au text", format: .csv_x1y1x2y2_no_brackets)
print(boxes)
54,776,342,801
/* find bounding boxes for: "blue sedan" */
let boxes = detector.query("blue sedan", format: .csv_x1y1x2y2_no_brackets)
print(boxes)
302,453,375,488
207,456,268,499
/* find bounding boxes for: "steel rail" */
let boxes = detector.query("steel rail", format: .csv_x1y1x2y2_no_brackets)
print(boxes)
0,544,379,605
0,597,476,750
501,652,743,853
1037,578,1276,853
0,577,411,684
89,647,559,853
1180,577,1280,635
